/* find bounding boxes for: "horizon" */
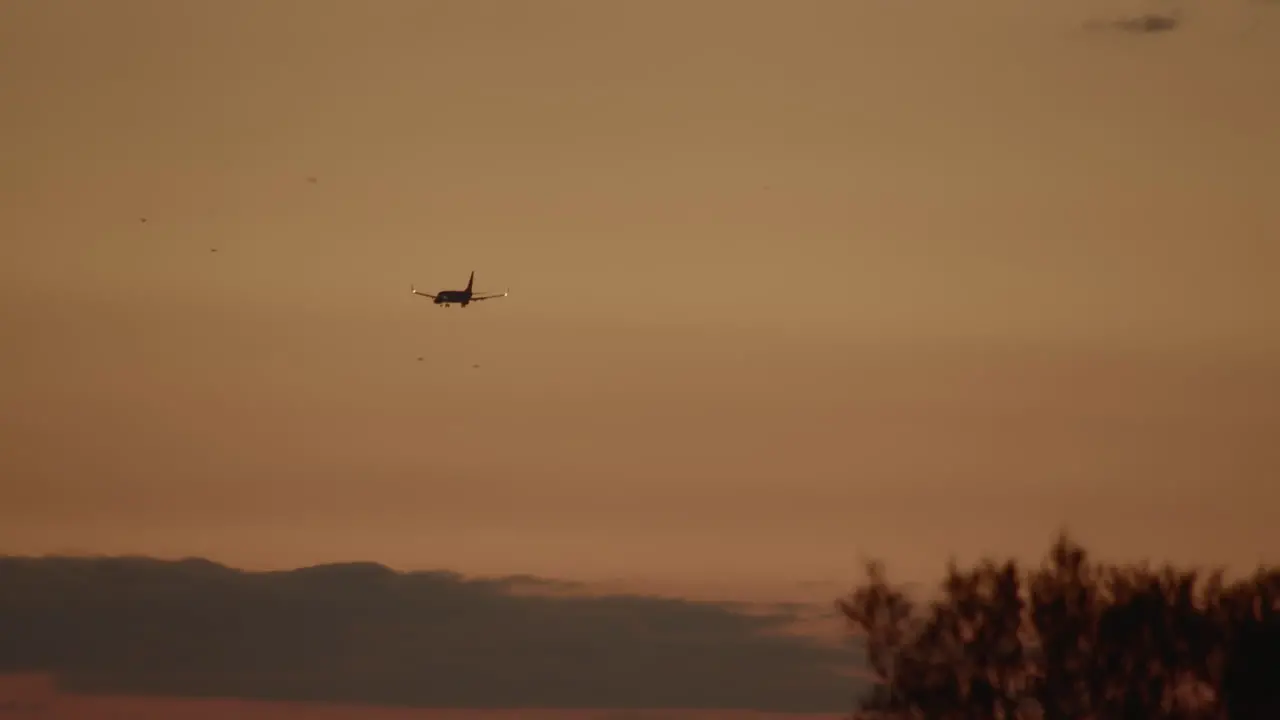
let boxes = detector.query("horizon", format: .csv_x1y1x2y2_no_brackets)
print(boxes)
2,540,1274,715
0,671,849,719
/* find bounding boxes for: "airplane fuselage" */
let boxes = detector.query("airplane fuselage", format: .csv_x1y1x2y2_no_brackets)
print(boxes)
411,271,507,308
433,290,471,306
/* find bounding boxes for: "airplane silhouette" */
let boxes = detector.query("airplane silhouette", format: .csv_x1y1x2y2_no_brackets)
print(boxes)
411,271,508,308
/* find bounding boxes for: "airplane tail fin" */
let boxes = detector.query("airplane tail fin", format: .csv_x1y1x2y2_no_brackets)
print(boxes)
465,271,474,293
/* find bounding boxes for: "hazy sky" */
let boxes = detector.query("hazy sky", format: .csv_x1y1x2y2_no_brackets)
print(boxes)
2,0,1278,601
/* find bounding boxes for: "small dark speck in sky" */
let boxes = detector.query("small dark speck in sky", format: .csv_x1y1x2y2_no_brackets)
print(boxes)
1085,12,1181,33
210,248,218,253
1117,13,1179,32
417,357,424,361
473,364,480,369
139,217,147,223
307,176,318,184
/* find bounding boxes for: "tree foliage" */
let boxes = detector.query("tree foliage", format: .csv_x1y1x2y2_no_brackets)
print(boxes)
838,533,1279,720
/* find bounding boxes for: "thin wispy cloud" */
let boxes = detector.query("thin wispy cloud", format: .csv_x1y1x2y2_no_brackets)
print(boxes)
1083,12,1182,34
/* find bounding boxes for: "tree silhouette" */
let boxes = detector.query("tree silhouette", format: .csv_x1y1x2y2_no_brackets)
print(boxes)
838,533,1279,720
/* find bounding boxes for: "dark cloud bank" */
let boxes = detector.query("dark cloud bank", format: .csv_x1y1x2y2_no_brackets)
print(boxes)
0,556,860,712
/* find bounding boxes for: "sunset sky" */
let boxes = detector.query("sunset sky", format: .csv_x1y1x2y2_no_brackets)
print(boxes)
3,0,1278,615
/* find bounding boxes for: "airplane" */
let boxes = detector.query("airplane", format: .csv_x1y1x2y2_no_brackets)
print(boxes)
411,271,508,308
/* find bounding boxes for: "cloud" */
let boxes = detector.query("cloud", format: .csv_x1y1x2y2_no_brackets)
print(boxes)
1083,12,1182,34
1080,0,1186,35
0,556,860,712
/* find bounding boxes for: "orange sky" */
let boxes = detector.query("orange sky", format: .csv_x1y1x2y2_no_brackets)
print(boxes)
2,674,845,719
4,680,841,720
2,0,1278,602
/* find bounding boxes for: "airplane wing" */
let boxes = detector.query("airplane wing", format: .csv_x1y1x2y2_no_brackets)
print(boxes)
470,289,509,301
410,285,436,299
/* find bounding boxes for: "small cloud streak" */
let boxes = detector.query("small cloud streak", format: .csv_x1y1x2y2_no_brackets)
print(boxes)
1083,11,1182,34
0,556,861,713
